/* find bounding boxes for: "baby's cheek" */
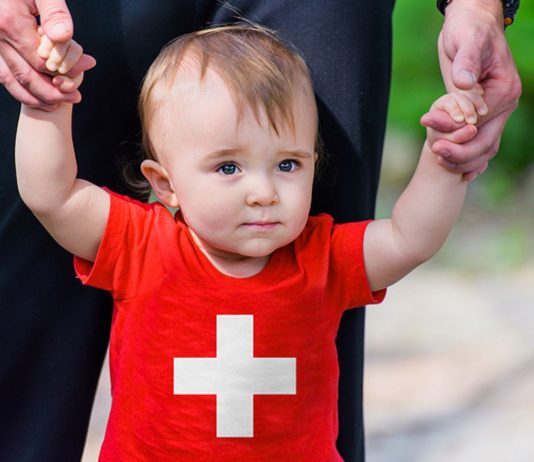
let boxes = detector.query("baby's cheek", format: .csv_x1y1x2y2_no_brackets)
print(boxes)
183,203,235,236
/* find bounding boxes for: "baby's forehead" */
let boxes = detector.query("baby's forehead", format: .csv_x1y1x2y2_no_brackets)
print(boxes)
155,56,315,134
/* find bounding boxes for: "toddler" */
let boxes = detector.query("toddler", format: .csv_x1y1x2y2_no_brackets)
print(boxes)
16,24,486,461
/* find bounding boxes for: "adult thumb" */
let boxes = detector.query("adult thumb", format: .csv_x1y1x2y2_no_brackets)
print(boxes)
35,0,73,42
451,46,482,90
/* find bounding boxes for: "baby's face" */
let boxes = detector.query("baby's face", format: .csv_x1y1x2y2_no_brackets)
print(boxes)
147,67,317,268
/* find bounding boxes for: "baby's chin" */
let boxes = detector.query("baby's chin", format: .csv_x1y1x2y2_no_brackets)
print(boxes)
233,235,299,258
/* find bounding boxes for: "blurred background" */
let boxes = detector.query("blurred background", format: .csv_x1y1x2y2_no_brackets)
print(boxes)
82,2,533,460
366,1,534,461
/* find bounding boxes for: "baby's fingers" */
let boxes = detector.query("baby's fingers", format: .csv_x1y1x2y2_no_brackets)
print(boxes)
451,92,486,125
431,95,465,123
37,34,54,60
46,41,70,72
57,41,83,74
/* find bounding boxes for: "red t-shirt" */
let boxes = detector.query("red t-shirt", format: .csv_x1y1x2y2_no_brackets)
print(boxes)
75,191,385,461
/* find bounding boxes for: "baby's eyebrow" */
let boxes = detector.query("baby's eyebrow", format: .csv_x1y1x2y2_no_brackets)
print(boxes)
204,148,245,161
279,150,314,159
203,148,314,161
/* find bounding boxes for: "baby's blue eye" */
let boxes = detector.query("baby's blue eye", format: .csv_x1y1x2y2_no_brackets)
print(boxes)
218,163,239,175
278,159,298,172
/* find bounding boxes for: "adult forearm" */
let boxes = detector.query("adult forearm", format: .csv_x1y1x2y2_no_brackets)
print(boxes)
15,103,78,215
390,143,468,264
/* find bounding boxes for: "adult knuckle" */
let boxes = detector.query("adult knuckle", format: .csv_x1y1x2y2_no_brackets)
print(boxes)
0,10,15,35
480,139,492,154
487,145,498,160
503,74,522,103
12,69,32,87
0,70,11,86
511,77,522,103
40,5,69,23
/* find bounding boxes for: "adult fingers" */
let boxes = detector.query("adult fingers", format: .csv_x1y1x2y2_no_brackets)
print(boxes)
431,112,507,165
436,152,491,175
451,44,481,91
35,0,73,42
437,124,478,145
0,42,80,106
0,52,53,107
64,53,97,78
436,155,490,181
0,1,45,71
420,109,466,133
463,163,489,182
52,72,83,94
437,32,455,91
67,53,96,76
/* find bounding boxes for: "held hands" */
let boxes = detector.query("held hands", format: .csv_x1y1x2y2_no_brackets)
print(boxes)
423,86,488,181
36,27,87,97
0,0,94,110
423,0,521,180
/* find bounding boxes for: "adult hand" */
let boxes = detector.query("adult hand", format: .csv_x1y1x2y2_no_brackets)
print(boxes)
422,0,521,180
0,0,96,109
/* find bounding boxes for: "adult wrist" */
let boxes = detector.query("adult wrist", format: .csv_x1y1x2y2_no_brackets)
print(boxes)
437,0,519,26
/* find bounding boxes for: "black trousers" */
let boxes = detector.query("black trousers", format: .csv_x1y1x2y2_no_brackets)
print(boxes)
0,1,393,460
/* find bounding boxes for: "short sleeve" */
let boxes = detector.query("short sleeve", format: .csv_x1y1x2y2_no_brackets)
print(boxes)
329,220,386,310
74,191,169,300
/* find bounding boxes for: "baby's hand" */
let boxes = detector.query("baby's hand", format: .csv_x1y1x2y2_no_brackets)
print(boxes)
422,85,487,180
37,27,94,98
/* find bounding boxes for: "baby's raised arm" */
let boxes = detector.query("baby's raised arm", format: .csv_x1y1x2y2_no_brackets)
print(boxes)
15,34,109,262
363,88,486,291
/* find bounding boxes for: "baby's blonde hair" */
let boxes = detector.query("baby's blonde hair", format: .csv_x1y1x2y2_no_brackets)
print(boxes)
131,23,319,197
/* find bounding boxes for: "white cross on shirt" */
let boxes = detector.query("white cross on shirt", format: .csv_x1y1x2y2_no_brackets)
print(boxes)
173,315,297,437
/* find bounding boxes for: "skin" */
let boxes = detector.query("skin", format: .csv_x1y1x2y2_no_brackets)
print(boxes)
421,0,522,179
0,0,520,173
0,0,95,108
16,38,486,290
141,66,318,277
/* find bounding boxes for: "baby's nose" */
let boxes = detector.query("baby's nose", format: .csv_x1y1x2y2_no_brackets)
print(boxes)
245,175,279,206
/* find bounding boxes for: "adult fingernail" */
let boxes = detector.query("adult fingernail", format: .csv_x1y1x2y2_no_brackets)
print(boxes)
439,150,450,158
460,70,476,85
52,23,69,36
478,104,488,116
58,64,67,74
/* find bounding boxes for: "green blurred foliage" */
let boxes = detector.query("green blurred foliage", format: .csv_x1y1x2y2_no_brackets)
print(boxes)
389,1,534,182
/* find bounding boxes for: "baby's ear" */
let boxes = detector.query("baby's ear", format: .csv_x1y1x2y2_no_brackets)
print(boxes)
140,160,180,208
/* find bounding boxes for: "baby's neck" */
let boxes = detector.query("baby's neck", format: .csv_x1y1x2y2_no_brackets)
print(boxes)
205,252,271,278
188,229,271,278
